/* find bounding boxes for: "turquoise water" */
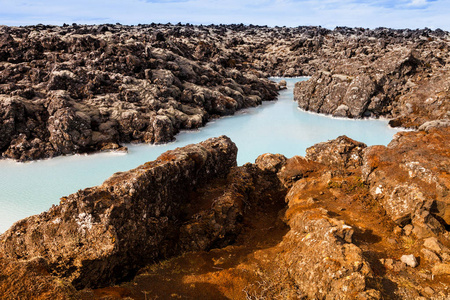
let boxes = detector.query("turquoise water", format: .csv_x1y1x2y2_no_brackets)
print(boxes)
0,77,401,233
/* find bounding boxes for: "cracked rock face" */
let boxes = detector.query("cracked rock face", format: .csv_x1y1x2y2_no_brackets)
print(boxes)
362,127,450,230
275,208,378,299
305,135,367,170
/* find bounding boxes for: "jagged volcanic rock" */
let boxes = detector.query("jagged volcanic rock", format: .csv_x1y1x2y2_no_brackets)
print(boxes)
1,23,450,299
1,24,450,160
362,126,450,232
1,127,450,298
0,24,281,161
305,135,367,170
293,28,450,127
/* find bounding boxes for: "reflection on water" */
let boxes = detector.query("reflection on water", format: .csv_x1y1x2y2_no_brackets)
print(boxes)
0,77,401,233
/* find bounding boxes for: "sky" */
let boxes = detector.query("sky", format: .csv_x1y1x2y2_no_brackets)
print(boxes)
0,0,449,30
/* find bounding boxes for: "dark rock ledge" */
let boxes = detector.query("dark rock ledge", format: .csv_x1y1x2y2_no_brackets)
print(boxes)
293,30,450,127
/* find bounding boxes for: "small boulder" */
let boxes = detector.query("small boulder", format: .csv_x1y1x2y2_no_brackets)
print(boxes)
332,104,349,117
403,224,413,236
278,79,287,90
306,135,367,169
418,119,450,132
255,153,287,173
423,237,443,253
401,254,418,268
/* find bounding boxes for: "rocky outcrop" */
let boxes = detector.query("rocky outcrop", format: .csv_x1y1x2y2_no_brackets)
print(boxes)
0,138,290,296
0,24,280,161
293,29,449,128
295,71,378,118
305,135,367,170
270,208,379,299
0,136,238,288
362,127,450,233
1,23,450,299
247,128,450,299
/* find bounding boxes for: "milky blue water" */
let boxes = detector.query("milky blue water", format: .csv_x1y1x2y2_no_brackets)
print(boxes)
0,77,401,233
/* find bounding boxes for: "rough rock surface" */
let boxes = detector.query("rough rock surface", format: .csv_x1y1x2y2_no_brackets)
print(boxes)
0,136,238,288
269,207,378,299
362,127,450,230
1,23,450,299
0,24,281,161
255,129,450,299
0,257,77,300
293,28,450,128
305,135,367,170
2,24,450,160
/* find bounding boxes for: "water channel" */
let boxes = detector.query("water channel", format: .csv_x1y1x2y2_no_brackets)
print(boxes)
0,77,402,233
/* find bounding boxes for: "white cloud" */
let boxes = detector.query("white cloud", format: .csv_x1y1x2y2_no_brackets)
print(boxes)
407,0,428,7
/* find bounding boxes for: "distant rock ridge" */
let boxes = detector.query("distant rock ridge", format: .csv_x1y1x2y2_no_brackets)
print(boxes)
1,24,450,160
0,24,281,161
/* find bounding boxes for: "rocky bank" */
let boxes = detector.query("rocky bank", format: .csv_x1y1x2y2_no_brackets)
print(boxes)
1,126,450,299
0,24,281,161
1,136,239,288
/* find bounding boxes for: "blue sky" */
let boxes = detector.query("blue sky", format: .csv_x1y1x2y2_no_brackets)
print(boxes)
0,0,448,30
